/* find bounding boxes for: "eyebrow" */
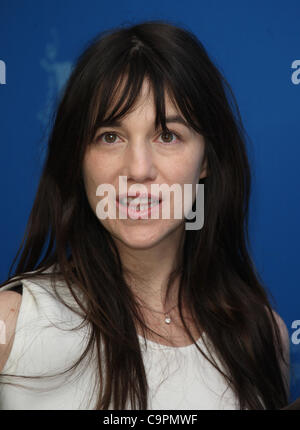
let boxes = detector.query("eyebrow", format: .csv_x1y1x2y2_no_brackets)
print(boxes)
98,115,191,130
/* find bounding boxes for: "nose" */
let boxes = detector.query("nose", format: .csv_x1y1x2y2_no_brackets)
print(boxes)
124,140,157,183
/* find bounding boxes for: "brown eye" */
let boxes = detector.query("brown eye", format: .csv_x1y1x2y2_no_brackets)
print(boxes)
158,130,181,145
95,132,120,145
103,133,117,143
161,131,173,142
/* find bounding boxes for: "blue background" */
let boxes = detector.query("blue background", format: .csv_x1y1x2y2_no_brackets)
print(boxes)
0,0,299,403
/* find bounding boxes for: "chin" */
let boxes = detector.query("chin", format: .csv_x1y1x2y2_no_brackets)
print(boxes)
122,234,164,250
116,221,182,250
110,226,166,249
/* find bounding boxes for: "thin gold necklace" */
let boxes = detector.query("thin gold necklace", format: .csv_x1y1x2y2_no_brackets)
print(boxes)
138,301,178,324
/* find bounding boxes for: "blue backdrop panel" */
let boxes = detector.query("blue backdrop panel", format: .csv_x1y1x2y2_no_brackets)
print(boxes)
0,0,299,403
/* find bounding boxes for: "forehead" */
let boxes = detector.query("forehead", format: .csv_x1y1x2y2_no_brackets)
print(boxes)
102,75,181,121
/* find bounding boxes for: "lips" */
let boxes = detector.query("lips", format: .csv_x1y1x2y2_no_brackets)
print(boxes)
116,194,162,219
117,192,162,207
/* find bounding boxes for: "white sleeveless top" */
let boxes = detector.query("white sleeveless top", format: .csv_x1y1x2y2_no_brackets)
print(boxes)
0,266,242,410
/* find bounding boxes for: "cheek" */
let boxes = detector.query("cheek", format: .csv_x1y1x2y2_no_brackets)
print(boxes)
82,155,118,216
82,159,103,206
83,151,106,187
169,152,204,212
172,158,203,185
190,151,205,183
171,142,205,183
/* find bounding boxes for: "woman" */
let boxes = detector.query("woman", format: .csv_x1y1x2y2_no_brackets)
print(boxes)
0,20,290,410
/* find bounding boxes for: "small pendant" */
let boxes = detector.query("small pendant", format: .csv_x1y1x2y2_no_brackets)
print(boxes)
165,314,171,324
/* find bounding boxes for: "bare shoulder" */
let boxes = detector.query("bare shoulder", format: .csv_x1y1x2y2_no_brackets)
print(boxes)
270,309,289,346
269,308,290,394
0,290,22,373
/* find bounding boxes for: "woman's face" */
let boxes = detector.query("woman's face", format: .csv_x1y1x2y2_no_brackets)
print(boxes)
82,79,207,250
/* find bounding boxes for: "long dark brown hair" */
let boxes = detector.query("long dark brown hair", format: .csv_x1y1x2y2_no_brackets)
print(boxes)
0,19,289,409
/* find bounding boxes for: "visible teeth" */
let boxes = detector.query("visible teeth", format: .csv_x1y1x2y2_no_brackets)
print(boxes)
119,197,159,207
119,197,128,205
138,201,159,210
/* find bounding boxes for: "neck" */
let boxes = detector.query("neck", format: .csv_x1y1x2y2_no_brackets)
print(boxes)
114,225,185,313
